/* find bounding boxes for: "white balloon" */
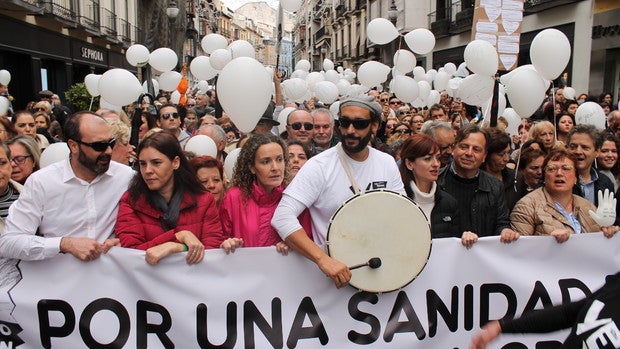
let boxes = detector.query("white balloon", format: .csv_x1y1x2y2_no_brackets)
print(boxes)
393,50,417,74
530,29,571,80
280,0,302,12
455,62,470,77
563,87,576,100
345,84,369,98
277,107,297,135
344,71,356,84
217,57,272,133
291,69,309,79
149,48,178,72
201,34,228,54
413,66,426,81
126,44,150,67
427,90,441,106
502,108,521,137
314,81,339,104
323,59,335,72
417,80,431,102
0,70,11,85
158,71,182,92
464,40,498,77
99,97,123,114
357,61,390,88
444,62,457,75
209,48,232,71
142,79,159,94
84,74,101,97
324,69,340,84
185,135,217,157
224,148,242,179
0,96,9,115
39,143,70,168
336,79,351,96
404,28,436,55
295,60,311,72
575,102,606,130
329,101,340,120
456,74,495,107
337,66,344,73
434,71,450,91
499,64,549,89
98,69,142,106
228,40,255,59
305,72,325,91
190,56,219,81
170,90,181,104
391,67,405,77
197,80,210,93
447,78,461,97
392,76,419,103
506,69,547,118
367,18,399,45
282,78,308,101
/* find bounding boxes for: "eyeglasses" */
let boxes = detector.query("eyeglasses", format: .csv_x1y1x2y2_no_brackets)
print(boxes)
10,155,32,165
395,129,412,134
288,122,314,131
337,117,372,130
545,164,574,173
161,112,180,120
186,104,195,107
389,101,402,105
380,99,389,103
76,138,117,152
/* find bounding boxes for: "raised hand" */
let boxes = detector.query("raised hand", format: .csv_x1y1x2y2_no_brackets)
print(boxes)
589,189,616,227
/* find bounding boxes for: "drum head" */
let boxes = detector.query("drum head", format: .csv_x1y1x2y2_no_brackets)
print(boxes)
327,190,431,293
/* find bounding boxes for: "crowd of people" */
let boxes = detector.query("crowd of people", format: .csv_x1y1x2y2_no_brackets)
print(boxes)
0,75,618,346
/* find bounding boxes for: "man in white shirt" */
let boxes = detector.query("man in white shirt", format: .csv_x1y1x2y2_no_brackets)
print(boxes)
0,112,134,261
272,95,404,289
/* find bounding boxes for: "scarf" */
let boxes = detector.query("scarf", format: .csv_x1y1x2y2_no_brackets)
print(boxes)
148,188,184,231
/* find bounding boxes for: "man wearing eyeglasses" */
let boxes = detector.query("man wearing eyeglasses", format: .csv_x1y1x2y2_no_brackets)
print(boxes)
157,104,189,148
286,110,315,147
0,112,134,262
273,95,405,289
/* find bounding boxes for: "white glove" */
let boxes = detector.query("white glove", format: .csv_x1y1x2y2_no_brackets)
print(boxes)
588,189,617,227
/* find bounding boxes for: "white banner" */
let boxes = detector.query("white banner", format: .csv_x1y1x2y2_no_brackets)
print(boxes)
0,234,618,348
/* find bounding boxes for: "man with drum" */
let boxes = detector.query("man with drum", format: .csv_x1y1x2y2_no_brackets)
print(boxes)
436,124,519,248
272,95,405,288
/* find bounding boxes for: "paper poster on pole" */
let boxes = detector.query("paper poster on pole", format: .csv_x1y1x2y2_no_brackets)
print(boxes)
472,0,524,71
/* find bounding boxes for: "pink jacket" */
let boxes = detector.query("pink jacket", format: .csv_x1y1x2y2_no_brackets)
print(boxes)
220,182,312,247
115,191,225,250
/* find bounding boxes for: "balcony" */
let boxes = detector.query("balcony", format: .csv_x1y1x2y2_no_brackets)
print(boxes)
428,5,451,39
449,1,473,34
100,7,118,41
524,0,584,14
79,0,99,31
42,0,77,27
117,18,131,44
314,26,329,43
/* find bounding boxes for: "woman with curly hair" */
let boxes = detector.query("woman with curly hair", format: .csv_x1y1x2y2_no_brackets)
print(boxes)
220,133,311,253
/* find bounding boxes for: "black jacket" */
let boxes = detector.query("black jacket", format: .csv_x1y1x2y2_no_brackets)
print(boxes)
405,184,461,239
437,166,511,236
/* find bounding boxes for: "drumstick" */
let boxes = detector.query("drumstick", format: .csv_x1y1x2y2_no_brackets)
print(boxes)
349,257,382,270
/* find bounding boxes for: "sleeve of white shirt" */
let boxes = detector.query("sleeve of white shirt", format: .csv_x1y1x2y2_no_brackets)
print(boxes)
0,176,61,260
387,157,406,195
272,194,307,240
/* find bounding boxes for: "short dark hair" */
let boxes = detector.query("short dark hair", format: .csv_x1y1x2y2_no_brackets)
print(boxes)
455,123,490,152
485,127,511,156
567,124,603,149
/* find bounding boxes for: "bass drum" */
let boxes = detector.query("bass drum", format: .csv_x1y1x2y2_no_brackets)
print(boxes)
327,190,432,293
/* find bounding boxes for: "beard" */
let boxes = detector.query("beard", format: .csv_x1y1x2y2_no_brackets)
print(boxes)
78,148,111,175
341,131,372,154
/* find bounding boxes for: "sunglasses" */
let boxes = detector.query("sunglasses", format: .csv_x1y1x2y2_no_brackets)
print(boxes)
289,122,314,131
10,155,32,165
34,107,47,112
76,138,117,152
337,117,372,130
186,104,195,107
389,101,402,105
161,112,180,120
380,99,389,103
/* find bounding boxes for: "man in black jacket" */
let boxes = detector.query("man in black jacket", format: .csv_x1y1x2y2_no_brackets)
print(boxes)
437,124,519,248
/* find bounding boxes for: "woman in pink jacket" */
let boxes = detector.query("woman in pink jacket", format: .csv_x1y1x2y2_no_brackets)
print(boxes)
115,131,240,265
220,133,311,254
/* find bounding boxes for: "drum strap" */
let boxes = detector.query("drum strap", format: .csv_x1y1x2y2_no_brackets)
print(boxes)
337,144,361,195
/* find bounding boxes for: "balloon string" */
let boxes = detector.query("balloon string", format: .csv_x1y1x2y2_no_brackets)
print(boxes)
89,96,93,111
551,81,556,141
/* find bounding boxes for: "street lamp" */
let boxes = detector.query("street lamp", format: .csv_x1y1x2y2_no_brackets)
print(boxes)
166,0,179,20
388,0,398,26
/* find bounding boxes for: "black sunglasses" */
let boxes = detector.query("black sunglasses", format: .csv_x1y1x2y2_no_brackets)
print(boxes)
289,122,314,131
161,112,180,120
76,138,117,152
337,117,372,130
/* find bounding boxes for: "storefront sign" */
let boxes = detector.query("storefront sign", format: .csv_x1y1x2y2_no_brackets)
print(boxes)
592,24,620,39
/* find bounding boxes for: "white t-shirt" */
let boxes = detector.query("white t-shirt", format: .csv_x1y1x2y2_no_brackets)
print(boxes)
279,145,404,244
